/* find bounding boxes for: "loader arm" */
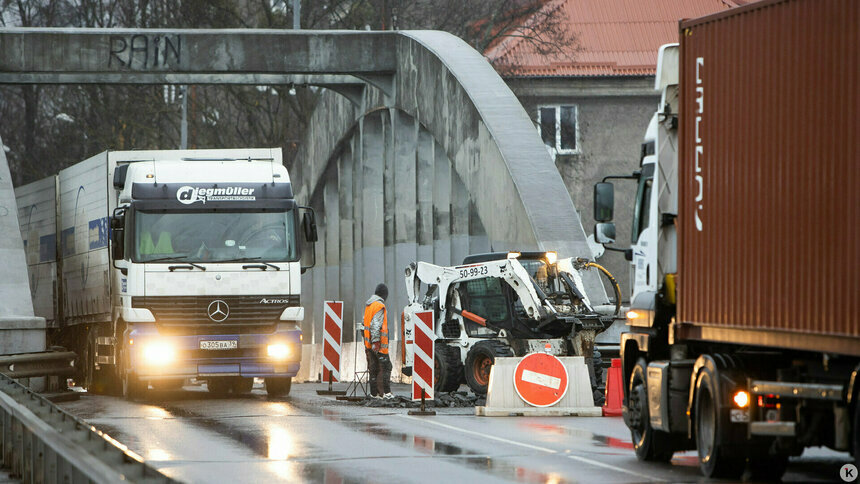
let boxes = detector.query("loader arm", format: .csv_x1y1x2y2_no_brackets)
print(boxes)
410,260,546,321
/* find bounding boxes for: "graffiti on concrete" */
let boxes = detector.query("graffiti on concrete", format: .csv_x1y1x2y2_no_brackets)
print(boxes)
108,35,182,69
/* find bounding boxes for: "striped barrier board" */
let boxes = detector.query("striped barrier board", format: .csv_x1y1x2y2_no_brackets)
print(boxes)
411,310,435,401
322,300,343,382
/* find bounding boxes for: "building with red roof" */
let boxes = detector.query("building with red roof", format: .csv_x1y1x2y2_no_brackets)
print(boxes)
486,0,737,301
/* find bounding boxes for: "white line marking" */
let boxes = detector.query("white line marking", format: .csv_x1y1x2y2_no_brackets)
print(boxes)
398,416,667,482
520,369,561,390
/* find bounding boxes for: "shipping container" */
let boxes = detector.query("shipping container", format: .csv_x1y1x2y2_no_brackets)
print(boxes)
676,0,859,356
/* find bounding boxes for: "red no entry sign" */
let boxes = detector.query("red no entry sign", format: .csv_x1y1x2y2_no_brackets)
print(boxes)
513,353,569,407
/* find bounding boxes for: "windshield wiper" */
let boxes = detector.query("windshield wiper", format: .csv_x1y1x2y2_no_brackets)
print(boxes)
144,255,206,271
221,257,281,271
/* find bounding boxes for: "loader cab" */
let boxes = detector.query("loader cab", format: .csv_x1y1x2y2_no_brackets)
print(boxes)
456,252,565,339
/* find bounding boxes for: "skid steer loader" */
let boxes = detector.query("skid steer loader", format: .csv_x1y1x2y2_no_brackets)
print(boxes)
400,251,619,399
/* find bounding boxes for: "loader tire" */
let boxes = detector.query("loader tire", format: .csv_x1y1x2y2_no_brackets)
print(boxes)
464,340,514,395
434,342,463,392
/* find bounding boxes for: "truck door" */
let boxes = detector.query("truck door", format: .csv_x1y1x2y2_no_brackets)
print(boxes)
630,162,658,299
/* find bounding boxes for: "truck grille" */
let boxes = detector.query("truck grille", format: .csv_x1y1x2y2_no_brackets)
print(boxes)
131,295,298,333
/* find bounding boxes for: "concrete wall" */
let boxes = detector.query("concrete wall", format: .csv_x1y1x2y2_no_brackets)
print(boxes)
0,135,46,357
507,76,659,301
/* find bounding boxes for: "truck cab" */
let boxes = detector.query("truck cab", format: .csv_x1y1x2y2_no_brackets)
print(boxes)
594,44,679,328
107,149,316,398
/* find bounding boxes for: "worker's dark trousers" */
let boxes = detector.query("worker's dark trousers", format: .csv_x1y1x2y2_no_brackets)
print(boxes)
376,353,392,395
365,349,392,396
365,349,380,396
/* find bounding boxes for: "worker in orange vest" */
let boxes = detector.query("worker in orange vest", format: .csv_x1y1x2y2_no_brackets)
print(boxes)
364,283,394,399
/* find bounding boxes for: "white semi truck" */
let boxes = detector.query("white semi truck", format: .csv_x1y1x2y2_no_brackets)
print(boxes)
15,148,317,399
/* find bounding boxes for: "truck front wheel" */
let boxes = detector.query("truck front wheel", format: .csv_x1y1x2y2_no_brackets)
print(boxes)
628,358,674,462
265,377,292,397
122,371,147,400
694,364,744,478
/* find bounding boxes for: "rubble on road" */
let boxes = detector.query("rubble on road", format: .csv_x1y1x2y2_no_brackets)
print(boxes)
353,391,487,408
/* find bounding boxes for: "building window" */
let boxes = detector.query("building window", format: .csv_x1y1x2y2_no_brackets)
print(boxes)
538,105,579,154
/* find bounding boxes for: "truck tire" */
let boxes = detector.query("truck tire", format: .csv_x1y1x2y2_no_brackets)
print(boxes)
854,398,860,466
265,377,292,397
434,342,463,392
122,371,147,401
628,358,674,462
694,364,744,478
464,340,513,395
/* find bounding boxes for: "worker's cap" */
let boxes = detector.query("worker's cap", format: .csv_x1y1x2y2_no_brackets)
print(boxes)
374,283,389,301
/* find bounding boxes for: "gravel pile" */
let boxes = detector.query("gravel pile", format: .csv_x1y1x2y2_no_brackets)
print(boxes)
356,391,486,408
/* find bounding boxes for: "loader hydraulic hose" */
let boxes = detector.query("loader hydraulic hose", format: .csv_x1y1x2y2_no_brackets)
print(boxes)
583,261,622,316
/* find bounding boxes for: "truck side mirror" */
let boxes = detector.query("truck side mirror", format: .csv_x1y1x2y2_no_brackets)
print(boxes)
594,222,616,245
110,207,126,263
302,211,318,242
594,182,615,222
298,206,318,273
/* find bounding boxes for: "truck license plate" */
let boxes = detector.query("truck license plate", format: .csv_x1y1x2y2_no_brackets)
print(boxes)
200,340,238,350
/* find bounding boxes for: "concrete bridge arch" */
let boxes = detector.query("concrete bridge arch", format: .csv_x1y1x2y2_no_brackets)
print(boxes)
0,28,604,373
292,31,604,348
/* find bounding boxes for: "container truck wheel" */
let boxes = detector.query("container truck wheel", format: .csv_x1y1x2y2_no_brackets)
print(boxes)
464,340,514,395
628,359,674,462
694,365,744,478
854,398,860,466
434,342,463,392
265,377,292,397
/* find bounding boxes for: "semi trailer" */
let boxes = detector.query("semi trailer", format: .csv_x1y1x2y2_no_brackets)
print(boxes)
592,0,858,478
15,148,317,399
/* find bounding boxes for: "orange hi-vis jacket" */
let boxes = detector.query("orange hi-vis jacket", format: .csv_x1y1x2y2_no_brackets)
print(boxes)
363,300,389,354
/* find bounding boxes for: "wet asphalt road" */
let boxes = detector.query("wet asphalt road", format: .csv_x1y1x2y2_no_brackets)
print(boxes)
57,382,849,484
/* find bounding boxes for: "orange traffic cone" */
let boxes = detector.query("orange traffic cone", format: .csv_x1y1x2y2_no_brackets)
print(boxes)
602,358,623,416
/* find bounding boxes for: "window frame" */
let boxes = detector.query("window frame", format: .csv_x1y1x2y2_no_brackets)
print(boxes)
537,104,581,155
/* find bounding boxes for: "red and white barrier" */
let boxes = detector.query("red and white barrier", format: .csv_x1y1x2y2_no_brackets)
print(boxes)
411,310,435,401
322,301,343,382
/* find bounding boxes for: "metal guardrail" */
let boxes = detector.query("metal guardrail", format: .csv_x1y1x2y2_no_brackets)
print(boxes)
0,374,178,483
0,351,76,379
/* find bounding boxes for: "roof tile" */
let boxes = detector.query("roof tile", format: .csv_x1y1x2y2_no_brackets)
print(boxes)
487,0,738,77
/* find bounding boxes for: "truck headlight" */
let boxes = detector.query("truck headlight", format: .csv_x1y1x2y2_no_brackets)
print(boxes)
142,341,176,365
267,344,289,360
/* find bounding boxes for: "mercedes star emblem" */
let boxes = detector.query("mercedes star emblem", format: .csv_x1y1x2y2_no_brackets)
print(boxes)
207,300,229,322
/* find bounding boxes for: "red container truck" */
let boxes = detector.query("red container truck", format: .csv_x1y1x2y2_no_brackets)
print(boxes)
592,0,858,478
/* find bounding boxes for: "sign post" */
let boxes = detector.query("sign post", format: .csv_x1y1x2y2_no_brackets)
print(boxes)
408,310,435,415
317,300,346,396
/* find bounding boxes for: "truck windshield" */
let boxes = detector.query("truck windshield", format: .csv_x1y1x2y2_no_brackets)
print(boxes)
133,210,297,263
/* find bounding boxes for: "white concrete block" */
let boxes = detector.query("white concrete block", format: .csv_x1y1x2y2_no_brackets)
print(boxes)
477,356,600,417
